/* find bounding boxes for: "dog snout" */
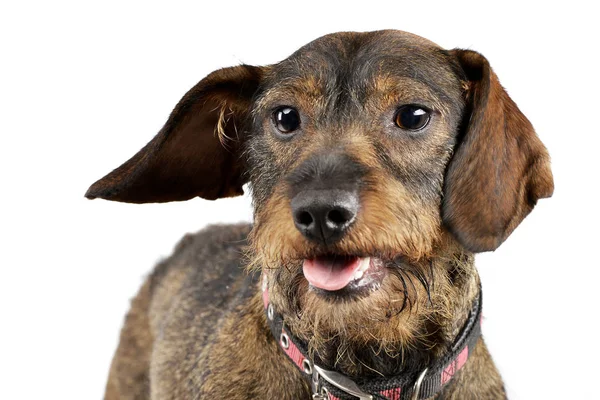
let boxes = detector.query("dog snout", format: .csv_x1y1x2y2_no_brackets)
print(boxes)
287,152,365,245
291,189,359,244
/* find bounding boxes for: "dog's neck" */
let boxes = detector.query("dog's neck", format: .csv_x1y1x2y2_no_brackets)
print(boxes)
261,251,482,399
267,251,479,380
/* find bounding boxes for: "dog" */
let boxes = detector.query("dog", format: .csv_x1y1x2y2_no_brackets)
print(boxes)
86,30,553,399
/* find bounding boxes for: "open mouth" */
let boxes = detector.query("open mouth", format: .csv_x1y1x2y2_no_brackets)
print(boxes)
302,255,386,295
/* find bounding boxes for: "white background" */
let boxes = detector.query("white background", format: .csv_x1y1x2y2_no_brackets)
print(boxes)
1,1,598,399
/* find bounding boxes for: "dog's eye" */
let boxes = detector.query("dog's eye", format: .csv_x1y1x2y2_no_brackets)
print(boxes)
394,105,431,131
273,107,300,134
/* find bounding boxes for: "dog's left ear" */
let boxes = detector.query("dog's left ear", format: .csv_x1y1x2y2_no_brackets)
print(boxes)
85,65,264,203
443,50,554,252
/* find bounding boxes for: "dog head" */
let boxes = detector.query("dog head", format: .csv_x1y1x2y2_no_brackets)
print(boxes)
87,30,553,372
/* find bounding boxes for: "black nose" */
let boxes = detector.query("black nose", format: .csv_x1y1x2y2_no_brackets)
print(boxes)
291,189,359,245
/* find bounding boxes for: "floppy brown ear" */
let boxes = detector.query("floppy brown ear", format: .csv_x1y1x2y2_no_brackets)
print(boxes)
443,50,554,252
85,65,264,203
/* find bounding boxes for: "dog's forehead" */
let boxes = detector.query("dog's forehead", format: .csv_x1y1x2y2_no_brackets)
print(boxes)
260,30,461,105
294,30,443,58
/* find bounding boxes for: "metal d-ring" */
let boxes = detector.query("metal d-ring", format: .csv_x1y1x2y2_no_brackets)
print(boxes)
280,332,290,349
411,368,428,400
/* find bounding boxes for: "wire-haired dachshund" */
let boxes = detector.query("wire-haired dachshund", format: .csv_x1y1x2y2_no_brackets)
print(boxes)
87,29,553,399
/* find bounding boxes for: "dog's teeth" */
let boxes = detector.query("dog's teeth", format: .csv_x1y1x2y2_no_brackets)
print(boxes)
359,257,371,272
354,269,364,280
353,257,370,281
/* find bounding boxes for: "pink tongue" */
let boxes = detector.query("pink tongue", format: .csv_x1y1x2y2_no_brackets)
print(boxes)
303,256,362,291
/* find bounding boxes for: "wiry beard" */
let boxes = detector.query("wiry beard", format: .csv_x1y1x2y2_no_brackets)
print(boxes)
246,234,476,377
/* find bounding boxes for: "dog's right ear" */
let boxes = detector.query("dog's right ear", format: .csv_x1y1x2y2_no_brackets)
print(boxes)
443,50,554,252
85,65,264,203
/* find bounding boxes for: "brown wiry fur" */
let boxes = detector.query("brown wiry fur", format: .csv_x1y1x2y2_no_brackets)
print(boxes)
88,30,553,399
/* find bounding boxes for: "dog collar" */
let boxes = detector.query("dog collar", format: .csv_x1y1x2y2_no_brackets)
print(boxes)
262,276,482,400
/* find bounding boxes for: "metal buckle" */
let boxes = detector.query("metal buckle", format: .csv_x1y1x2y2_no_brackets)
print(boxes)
410,368,428,400
313,365,373,400
311,361,326,399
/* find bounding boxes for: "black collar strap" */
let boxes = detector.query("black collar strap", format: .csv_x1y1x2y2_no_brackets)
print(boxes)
262,276,483,400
